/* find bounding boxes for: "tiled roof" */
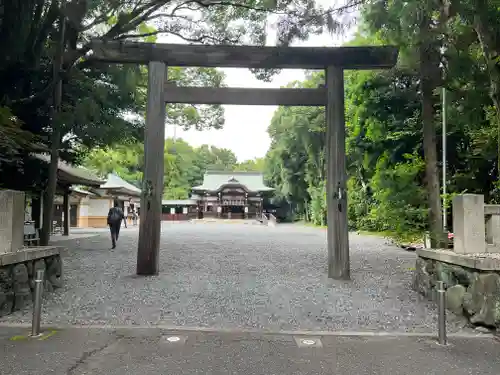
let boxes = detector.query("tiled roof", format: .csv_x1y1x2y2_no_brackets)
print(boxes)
192,171,273,193
32,154,104,186
99,173,141,197
70,187,95,196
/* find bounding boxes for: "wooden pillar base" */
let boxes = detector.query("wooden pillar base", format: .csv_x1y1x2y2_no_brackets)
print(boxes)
63,190,70,236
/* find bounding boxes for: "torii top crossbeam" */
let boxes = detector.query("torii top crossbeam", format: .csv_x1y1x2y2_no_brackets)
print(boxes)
90,41,398,70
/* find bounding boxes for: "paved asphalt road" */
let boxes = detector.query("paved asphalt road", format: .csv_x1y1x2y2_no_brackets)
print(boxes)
1,327,499,375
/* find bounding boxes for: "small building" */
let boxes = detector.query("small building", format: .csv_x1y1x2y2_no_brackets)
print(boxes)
28,154,105,234
191,171,274,219
74,173,141,228
25,156,141,230
161,199,198,221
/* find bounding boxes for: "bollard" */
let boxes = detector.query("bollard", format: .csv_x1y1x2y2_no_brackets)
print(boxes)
31,269,45,337
437,281,447,345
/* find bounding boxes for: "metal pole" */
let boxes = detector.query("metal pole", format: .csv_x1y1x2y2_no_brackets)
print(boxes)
437,280,447,345
31,269,45,337
442,87,447,232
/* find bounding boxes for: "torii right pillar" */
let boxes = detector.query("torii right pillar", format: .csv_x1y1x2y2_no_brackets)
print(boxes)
325,66,350,280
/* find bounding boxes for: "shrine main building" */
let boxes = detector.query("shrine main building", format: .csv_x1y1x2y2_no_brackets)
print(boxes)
161,171,274,220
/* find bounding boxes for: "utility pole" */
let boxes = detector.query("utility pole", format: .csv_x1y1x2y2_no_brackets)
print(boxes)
442,87,447,232
440,36,448,233
40,2,66,245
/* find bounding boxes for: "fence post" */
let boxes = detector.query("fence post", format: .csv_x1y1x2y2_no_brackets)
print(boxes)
437,281,447,345
31,269,44,337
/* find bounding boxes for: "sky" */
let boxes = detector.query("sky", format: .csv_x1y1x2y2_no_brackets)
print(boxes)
159,3,355,162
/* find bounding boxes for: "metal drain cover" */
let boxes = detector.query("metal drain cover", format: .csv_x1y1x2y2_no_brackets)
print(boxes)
160,335,187,345
294,336,323,348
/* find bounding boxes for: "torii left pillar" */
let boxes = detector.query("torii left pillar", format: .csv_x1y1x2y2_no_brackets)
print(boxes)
325,66,350,280
137,61,167,275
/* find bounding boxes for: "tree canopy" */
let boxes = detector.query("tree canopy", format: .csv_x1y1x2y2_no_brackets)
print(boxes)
0,0,349,168
82,138,265,199
0,0,354,244
264,0,500,242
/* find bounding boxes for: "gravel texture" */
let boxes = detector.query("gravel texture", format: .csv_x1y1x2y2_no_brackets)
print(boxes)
1,222,470,332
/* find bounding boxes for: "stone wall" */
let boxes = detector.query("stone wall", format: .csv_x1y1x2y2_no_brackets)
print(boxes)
414,250,500,328
0,249,64,317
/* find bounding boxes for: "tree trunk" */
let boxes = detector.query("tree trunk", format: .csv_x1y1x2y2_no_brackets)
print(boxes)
420,12,445,248
471,9,500,176
40,6,66,246
40,130,61,245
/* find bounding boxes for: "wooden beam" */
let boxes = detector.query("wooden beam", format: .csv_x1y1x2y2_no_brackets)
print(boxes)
90,41,398,70
137,61,167,276
163,86,326,106
63,191,70,236
326,66,350,280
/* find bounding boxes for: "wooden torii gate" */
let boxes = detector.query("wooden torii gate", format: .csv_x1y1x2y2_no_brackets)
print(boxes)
90,41,398,280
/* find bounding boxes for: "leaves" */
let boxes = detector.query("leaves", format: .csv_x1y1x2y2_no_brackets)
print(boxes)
82,138,261,199
265,0,500,238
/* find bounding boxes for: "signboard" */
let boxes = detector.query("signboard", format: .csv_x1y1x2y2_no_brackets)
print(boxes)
183,207,188,214
244,206,248,213
170,208,175,214
217,206,222,213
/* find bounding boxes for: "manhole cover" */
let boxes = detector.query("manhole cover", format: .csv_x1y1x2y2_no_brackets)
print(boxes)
294,336,323,348
301,339,317,345
160,335,187,345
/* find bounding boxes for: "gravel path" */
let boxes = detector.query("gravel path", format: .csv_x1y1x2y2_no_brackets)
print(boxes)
1,223,469,332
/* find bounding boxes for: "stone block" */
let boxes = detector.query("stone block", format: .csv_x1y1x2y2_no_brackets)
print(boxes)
12,263,31,311
463,273,500,327
413,257,432,298
0,266,13,317
453,194,486,254
0,246,65,266
446,284,466,315
46,255,63,289
435,262,457,287
0,190,25,254
485,215,500,249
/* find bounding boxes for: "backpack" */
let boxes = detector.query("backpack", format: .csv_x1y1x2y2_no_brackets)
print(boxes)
109,207,122,223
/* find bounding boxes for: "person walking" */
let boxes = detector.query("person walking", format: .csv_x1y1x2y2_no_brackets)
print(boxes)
123,209,128,228
107,202,124,249
132,209,138,226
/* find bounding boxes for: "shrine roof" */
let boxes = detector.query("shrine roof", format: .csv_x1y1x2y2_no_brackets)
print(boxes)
98,173,142,197
192,171,273,193
32,153,104,187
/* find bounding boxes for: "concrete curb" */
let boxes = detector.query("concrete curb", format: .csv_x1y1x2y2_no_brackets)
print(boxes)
0,323,492,339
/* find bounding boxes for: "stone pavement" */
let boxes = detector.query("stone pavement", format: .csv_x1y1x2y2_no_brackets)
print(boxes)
1,326,499,374
1,222,470,332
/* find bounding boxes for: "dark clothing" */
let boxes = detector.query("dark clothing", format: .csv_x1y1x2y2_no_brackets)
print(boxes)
107,207,124,248
107,207,124,224
109,222,121,248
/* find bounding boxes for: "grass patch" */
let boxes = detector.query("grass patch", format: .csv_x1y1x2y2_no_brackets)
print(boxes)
357,230,423,244
296,221,424,244
296,220,327,229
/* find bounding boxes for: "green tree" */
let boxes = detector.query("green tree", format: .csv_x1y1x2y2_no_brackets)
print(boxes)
83,138,243,200
6,0,355,244
265,2,500,241
235,158,265,172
